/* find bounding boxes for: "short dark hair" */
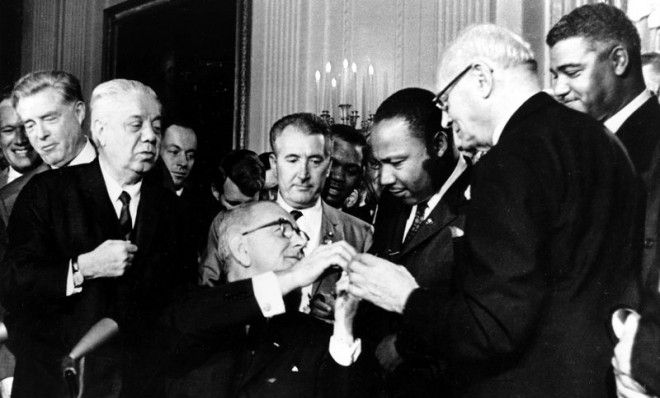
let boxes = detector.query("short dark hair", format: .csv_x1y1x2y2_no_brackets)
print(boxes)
269,112,331,155
258,152,273,171
546,4,641,66
217,149,265,197
12,70,84,107
329,124,366,149
642,52,660,72
373,87,449,154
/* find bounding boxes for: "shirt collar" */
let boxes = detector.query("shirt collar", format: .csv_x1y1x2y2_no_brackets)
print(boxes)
491,91,539,147
276,195,323,218
53,139,97,169
603,90,652,134
7,167,22,184
98,156,142,202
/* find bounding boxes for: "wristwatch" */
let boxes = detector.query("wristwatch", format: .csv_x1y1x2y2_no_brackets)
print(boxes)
72,256,84,288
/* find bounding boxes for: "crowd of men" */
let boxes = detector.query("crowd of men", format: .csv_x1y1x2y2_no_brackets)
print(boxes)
0,3,657,397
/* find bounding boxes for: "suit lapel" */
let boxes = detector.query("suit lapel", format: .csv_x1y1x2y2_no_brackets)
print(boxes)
320,201,342,243
132,180,160,252
80,161,122,240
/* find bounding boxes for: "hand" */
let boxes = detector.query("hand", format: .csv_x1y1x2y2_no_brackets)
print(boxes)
376,334,403,373
277,241,357,295
333,271,360,335
347,253,419,314
310,292,335,320
612,313,651,397
78,240,138,279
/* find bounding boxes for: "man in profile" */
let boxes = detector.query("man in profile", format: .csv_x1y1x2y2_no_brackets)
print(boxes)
347,24,642,397
158,201,366,397
0,70,96,225
0,91,41,189
0,79,194,397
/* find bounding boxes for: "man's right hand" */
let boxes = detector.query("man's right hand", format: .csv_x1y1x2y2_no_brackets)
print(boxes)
277,241,356,295
77,240,138,279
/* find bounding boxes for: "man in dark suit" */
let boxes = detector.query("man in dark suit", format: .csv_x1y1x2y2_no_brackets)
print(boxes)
547,3,660,289
0,71,96,227
356,87,469,397
0,79,195,398
270,113,373,321
347,24,643,397
156,201,365,398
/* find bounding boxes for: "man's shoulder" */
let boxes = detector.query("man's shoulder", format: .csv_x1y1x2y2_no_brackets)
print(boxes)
323,201,372,231
0,163,51,198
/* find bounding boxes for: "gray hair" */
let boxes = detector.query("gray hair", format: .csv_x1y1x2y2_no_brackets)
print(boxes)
12,70,84,107
439,24,536,81
90,79,159,122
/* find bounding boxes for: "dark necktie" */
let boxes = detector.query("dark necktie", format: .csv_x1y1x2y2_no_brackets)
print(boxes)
290,210,303,221
118,191,132,241
405,200,428,243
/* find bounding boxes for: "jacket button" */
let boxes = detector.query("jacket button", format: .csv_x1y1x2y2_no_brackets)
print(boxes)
644,239,655,249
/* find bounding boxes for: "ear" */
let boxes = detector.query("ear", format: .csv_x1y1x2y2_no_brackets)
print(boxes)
228,232,251,268
610,45,629,76
433,131,449,158
472,61,494,98
269,152,277,169
73,101,86,125
91,118,105,147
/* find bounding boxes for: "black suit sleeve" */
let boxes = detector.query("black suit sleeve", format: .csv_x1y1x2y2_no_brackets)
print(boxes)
0,175,69,311
631,291,660,395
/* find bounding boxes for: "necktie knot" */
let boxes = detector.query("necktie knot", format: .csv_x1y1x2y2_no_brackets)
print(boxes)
405,200,429,243
119,191,131,206
290,210,303,221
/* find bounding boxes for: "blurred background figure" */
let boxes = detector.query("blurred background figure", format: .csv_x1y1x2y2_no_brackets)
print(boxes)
258,151,278,201
642,52,660,98
199,149,265,286
322,125,365,212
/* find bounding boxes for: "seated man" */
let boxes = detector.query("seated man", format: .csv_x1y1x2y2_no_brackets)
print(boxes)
156,201,366,398
199,149,265,286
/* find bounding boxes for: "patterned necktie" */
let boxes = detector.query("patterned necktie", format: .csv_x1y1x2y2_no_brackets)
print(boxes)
405,200,428,243
118,191,132,241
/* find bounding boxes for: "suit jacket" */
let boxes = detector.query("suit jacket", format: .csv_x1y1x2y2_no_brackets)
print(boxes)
0,168,9,190
0,162,49,226
0,160,196,398
617,96,660,288
398,93,643,397
357,167,470,397
155,279,370,398
631,291,660,395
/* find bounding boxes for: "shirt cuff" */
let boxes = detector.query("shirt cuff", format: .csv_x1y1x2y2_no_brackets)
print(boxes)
66,260,82,296
252,272,286,318
329,335,361,366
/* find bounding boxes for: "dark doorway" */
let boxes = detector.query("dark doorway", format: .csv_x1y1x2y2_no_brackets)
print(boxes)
103,0,250,174
0,0,22,91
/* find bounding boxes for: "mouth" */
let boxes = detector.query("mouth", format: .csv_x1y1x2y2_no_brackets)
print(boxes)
293,184,313,191
388,188,407,197
39,143,57,153
11,148,30,157
171,171,188,179
136,151,156,160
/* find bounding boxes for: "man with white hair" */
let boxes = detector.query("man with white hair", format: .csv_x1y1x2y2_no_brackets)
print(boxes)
347,24,642,397
0,79,195,397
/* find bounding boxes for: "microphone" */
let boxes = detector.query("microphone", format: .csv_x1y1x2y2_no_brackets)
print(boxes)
62,318,119,398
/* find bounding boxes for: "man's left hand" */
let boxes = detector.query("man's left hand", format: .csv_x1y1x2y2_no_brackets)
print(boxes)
347,253,419,314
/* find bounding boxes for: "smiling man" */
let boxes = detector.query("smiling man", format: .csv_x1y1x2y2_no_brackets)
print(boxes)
548,3,660,289
0,79,195,398
270,113,372,321
0,93,41,188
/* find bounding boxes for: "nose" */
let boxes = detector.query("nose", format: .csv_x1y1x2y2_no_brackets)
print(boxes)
552,75,570,99
175,152,187,168
290,229,308,250
14,127,29,145
296,160,310,180
31,122,49,140
331,163,345,181
141,123,159,145
379,164,395,187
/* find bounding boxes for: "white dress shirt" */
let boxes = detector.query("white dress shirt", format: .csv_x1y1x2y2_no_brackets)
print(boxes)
6,167,21,184
604,90,653,134
52,139,96,169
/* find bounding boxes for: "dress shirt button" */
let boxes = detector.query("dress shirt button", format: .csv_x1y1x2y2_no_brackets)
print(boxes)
644,239,655,249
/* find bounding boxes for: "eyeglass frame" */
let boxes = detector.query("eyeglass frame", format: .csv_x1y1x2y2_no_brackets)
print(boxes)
241,217,310,242
432,64,476,112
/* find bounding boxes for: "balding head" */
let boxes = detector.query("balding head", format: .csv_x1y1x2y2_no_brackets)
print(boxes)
90,79,162,185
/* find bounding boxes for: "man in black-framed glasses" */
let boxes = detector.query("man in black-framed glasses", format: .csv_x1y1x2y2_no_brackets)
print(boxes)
156,201,372,397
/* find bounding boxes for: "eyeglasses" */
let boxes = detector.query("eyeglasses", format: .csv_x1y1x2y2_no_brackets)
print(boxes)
242,217,310,242
433,64,475,112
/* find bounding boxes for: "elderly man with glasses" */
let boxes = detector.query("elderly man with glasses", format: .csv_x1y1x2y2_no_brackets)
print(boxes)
154,201,371,398
347,24,642,397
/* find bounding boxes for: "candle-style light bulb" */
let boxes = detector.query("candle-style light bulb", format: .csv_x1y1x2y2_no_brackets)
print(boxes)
315,70,321,83
351,62,357,73
368,64,374,76
343,59,349,69
331,78,337,88
325,62,332,74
